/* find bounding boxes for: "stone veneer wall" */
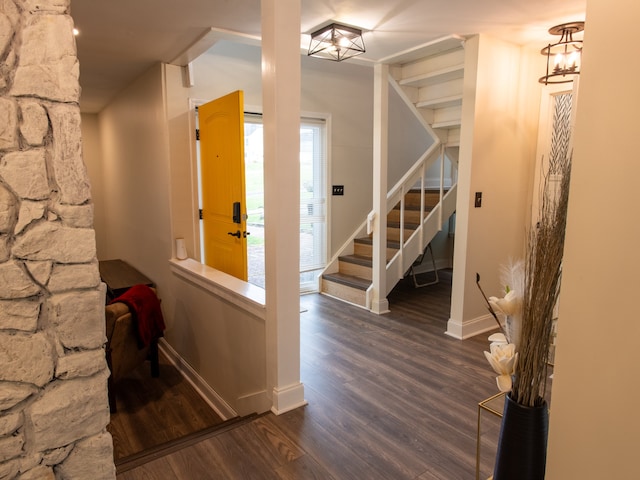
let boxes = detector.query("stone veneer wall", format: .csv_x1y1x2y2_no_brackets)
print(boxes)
0,0,115,478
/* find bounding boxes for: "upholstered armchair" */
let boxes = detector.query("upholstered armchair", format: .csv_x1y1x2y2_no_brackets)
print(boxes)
105,286,164,413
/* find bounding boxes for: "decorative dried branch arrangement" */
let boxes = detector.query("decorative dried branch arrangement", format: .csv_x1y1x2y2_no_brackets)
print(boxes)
511,154,572,407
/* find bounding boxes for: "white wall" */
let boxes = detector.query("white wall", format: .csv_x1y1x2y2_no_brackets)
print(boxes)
80,113,107,259
169,267,269,415
546,0,640,477
96,64,173,277
448,34,541,338
387,84,440,188
301,53,374,256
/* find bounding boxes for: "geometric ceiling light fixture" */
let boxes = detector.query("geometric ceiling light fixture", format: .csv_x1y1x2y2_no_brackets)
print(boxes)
539,21,585,84
308,22,365,61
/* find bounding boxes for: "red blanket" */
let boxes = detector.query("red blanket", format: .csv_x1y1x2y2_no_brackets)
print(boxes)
111,284,165,348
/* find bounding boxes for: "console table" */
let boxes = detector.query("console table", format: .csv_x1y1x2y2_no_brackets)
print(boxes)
476,391,506,480
99,259,154,302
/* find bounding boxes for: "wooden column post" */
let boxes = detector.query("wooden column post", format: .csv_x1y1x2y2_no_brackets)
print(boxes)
261,0,306,414
371,63,390,314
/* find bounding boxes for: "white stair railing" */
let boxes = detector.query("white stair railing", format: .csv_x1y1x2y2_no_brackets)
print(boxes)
384,144,458,296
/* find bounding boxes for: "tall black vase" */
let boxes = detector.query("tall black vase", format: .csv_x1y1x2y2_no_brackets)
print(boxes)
493,394,549,480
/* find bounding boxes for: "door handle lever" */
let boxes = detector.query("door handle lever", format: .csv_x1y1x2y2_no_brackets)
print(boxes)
227,230,241,238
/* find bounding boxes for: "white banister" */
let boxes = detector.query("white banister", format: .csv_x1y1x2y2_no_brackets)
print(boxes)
439,143,445,229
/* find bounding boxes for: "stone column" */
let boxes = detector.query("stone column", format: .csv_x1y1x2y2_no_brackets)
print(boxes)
0,0,115,478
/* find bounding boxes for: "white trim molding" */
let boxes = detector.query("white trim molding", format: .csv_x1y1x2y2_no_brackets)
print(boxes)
445,313,497,340
271,382,307,415
158,339,238,420
169,258,265,319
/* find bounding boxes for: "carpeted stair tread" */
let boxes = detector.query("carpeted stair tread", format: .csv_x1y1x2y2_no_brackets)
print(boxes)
354,237,401,249
338,254,372,267
388,221,420,230
408,188,449,194
322,272,371,290
392,204,433,212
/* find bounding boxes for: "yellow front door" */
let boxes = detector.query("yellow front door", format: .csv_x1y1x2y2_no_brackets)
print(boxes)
199,90,248,281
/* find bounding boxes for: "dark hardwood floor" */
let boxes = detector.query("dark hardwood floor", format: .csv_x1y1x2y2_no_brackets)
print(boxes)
117,270,506,479
108,350,226,462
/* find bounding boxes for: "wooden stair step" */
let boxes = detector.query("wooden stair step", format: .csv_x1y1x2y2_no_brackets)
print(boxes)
388,230,416,242
408,188,443,193
338,254,372,267
387,224,419,242
392,204,433,212
322,272,371,291
405,189,448,208
354,237,401,250
338,254,372,280
353,237,399,261
387,208,426,225
388,221,419,230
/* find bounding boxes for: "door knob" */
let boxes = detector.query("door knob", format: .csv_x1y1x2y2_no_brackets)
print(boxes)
227,230,241,238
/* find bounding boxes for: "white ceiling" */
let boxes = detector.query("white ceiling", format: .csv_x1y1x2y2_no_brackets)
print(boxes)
70,0,586,113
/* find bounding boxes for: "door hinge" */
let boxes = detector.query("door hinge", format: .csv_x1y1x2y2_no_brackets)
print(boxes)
195,128,200,141
199,209,203,220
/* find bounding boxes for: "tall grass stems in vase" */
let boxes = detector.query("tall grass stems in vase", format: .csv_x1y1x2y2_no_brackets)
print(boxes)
511,154,572,408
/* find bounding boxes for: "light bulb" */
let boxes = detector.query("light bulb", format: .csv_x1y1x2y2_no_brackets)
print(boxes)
554,53,563,67
568,51,578,68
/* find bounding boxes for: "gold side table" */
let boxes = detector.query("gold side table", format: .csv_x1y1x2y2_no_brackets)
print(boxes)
476,391,506,480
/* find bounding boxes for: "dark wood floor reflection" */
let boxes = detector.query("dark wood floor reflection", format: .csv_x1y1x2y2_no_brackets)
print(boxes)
108,350,225,462
118,270,504,479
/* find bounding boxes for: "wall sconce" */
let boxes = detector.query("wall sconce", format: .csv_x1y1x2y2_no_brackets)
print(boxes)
308,23,365,62
539,21,584,84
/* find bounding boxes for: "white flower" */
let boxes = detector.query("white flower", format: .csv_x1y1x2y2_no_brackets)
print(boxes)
484,343,518,392
489,289,522,317
489,289,523,346
488,332,507,345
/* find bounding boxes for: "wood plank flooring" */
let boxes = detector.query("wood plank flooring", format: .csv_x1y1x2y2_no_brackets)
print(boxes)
108,350,226,462
118,270,507,479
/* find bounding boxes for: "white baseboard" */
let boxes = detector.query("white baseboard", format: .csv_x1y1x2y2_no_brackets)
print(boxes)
158,339,237,420
270,382,307,415
370,297,390,314
445,313,498,340
236,390,271,416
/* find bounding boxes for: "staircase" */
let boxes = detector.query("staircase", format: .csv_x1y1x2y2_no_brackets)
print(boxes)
322,189,448,308
320,36,466,310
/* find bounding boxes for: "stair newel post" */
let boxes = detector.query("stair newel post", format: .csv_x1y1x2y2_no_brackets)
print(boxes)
399,188,405,263
439,143,445,229
419,161,426,247
370,63,390,314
